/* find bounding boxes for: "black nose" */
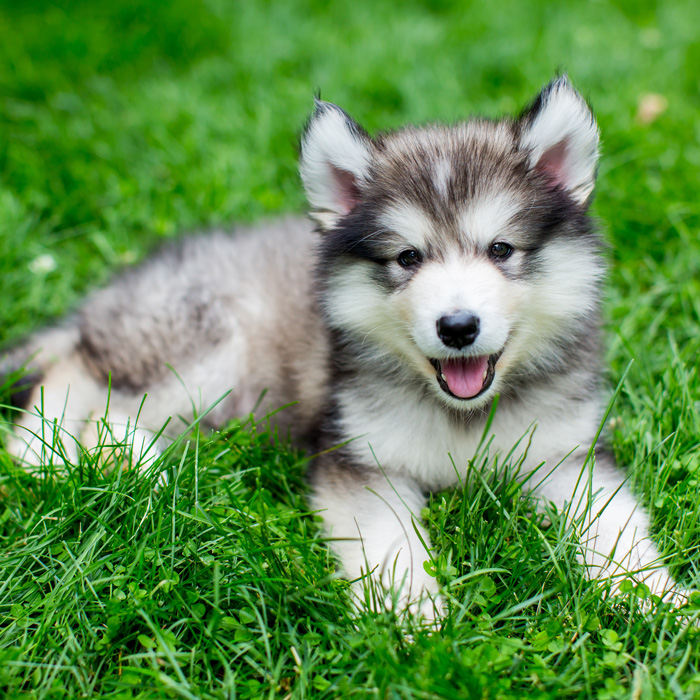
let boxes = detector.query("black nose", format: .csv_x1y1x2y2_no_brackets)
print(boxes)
437,312,480,349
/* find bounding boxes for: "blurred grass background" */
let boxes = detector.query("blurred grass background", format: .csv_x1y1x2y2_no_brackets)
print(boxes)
1,0,700,697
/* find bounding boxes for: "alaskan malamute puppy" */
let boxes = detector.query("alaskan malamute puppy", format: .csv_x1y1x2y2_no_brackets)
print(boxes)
1,77,681,617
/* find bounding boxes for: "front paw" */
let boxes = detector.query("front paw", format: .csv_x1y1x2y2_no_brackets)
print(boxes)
351,566,445,624
608,567,696,612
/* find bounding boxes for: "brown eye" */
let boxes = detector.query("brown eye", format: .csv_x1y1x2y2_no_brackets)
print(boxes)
490,242,513,259
397,249,422,267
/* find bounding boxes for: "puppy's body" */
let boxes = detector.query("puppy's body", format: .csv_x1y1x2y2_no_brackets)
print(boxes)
5,219,330,456
3,79,679,616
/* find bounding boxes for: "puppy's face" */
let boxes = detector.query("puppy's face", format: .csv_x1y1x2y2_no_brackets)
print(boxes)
302,80,604,409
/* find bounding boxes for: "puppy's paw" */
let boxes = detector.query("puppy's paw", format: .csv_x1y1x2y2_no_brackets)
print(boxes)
5,410,165,481
408,591,446,627
5,421,79,473
608,567,697,616
351,566,445,627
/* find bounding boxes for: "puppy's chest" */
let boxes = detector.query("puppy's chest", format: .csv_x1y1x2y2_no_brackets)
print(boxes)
336,387,506,490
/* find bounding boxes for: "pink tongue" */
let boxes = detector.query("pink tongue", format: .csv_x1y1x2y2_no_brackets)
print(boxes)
441,356,488,398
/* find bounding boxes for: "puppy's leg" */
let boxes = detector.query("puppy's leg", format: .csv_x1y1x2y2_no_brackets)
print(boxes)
79,405,166,470
310,460,442,620
7,353,167,471
536,451,679,600
7,352,107,468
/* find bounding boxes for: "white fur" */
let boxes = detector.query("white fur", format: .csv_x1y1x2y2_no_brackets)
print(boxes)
407,255,513,361
337,378,598,491
460,192,522,248
516,240,603,364
11,365,168,471
9,355,107,467
335,378,675,600
377,202,434,250
310,468,442,619
433,158,453,200
323,265,404,350
520,79,600,205
299,102,372,228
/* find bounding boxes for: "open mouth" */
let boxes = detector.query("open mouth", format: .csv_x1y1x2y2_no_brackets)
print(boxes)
429,352,501,401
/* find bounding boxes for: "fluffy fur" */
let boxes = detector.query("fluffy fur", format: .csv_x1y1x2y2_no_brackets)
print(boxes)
1,77,682,618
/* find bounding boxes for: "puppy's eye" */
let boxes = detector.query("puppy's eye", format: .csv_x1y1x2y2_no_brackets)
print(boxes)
490,242,513,259
397,249,422,267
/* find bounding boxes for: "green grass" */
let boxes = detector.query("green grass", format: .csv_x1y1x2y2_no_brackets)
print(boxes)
1,0,700,697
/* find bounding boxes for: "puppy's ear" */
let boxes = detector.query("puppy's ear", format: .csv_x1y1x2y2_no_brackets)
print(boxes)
519,77,600,206
300,100,373,230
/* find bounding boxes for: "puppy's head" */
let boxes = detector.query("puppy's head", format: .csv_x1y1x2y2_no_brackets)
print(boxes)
300,78,604,410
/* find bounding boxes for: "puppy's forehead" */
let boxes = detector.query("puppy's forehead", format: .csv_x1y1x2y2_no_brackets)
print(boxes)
377,193,523,251
375,121,524,195
372,122,528,248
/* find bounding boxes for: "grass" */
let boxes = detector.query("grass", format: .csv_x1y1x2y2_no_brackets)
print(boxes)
1,0,700,697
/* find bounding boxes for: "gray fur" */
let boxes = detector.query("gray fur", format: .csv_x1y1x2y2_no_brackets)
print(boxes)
5,218,329,445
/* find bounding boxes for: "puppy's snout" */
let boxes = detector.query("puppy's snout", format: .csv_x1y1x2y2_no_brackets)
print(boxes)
436,312,480,349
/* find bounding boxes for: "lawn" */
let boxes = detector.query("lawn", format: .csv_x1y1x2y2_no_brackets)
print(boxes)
1,0,700,697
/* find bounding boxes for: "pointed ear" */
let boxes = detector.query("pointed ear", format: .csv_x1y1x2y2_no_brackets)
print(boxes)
519,77,600,206
300,100,373,230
